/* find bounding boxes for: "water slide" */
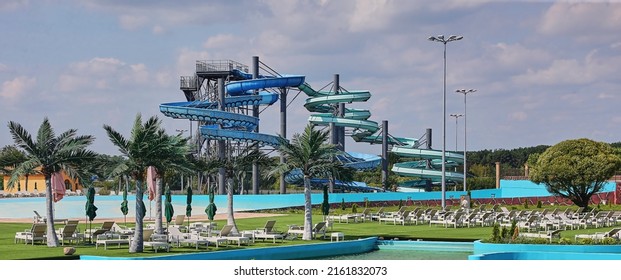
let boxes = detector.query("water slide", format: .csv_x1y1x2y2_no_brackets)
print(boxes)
298,80,465,191
160,74,305,147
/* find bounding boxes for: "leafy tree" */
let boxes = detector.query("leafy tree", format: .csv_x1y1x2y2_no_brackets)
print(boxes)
529,138,621,208
0,145,28,190
104,114,173,252
6,118,97,247
270,124,354,240
149,131,192,234
205,144,273,234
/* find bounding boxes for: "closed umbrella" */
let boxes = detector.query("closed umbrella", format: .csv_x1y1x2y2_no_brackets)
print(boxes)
205,186,217,221
164,186,174,227
186,186,193,229
321,185,330,217
85,186,98,244
120,186,128,227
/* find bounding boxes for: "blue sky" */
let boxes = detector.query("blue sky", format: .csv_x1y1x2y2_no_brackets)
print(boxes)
2,0,621,157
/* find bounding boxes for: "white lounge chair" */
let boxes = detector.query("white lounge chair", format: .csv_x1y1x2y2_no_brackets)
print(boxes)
575,228,621,242
95,232,130,250
143,228,171,252
57,223,80,245
253,220,285,243
167,226,210,250
15,223,47,245
520,229,563,243
287,222,327,239
218,225,250,246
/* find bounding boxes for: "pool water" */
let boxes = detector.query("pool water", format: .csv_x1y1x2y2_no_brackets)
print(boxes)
318,249,472,260
317,240,474,260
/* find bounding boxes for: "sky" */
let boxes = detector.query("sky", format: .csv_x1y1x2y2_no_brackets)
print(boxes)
1,0,621,157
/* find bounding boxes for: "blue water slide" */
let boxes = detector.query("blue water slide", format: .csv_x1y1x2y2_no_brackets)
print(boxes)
160,74,305,147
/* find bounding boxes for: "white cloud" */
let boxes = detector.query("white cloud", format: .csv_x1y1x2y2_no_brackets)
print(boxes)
509,111,527,121
56,57,158,93
119,14,149,30
152,25,166,35
0,0,28,11
539,2,621,42
203,34,246,49
348,0,396,32
488,43,550,69
0,76,35,101
512,48,621,86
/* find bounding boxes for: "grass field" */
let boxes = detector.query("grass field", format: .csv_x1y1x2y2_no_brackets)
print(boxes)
1,205,617,260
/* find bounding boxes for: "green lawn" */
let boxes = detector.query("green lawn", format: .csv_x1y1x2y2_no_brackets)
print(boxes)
1,205,618,260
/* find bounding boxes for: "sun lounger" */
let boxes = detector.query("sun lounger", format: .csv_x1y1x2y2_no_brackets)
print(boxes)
57,223,80,245
575,228,621,242
142,229,171,252
520,229,563,243
15,223,47,245
218,225,250,246
167,226,210,250
287,222,327,239
251,221,285,243
95,232,131,250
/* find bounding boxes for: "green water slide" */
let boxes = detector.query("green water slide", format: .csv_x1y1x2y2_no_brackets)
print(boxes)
298,80,465,188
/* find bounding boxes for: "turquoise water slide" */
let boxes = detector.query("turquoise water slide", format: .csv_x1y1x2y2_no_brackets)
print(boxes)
298,80,465,187
160,75,305,147
298,83,382,170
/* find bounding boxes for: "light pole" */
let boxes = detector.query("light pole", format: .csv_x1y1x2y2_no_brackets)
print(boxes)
449,114,463,152
429,34,463,209
450,113,463,192
456,89,476,192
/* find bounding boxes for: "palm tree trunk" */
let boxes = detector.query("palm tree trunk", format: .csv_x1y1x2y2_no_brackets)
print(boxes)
155,177,163,234
130,180,145,253
44,176,59,247
226,177,238,234
303,175,313,240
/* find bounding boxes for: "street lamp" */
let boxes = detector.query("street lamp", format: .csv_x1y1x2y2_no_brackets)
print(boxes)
455,88,476,192
449,114,463,151
450,113,463,192
428,34,463,209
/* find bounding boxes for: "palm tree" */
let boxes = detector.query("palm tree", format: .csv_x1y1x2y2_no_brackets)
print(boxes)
104,114,175,253
151,131,192,234
270,124,353,240
203,144,273,234
6,118,97,247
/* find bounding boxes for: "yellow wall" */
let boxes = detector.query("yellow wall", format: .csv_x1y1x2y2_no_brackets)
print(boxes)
2,171,82,194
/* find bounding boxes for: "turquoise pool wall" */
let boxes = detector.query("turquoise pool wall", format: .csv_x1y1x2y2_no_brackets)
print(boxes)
80,237,378,260
470,240,621,260
2,180,617,219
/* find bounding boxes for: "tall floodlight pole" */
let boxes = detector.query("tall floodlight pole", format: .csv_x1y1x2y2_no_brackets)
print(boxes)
456,89,476,192
428,34,463,209
449,114,463,151
450,113,463,192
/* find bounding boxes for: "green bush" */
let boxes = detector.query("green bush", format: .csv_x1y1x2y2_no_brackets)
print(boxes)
523,199,529,209
600,237,618,245
341,198,346,211
536,200,542,208
558,237,573,245
352,204,358,213
98,187,111,196
490,223,500,243
500,227,509,239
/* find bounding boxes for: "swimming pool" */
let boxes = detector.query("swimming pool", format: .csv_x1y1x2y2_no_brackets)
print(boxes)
319,240,474,260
